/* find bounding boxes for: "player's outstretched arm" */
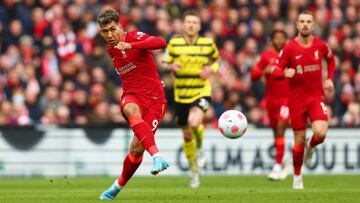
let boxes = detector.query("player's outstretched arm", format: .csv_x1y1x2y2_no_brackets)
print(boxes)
130,36,166,50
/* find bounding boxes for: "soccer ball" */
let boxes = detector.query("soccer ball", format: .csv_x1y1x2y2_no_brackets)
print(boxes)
218,110,248,139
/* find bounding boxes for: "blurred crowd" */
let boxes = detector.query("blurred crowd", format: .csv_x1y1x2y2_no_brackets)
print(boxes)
0,0,360,127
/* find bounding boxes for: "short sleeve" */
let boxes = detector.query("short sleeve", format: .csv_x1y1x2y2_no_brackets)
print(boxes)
163,39,175,64
257,52,270,70
210,40,219,59
322,41,333,59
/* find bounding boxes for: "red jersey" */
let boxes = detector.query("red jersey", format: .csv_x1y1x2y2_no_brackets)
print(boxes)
273,37,335,108
251,49,289,101
107,31,167,103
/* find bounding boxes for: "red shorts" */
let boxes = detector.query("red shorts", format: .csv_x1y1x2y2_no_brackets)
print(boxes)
120,94,166,133
266,99,289,128
290,99,328,131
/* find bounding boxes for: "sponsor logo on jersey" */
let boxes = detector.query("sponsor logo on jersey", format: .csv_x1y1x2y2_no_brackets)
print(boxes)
115,62,137,75
304,64,320,72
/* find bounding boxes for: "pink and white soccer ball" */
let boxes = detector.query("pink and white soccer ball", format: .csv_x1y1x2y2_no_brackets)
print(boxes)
218,110,248,139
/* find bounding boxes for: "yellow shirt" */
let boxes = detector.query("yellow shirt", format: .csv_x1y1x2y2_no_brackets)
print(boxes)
163,36,219,103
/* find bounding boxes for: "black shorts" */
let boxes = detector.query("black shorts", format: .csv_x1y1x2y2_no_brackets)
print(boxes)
175,97,211,126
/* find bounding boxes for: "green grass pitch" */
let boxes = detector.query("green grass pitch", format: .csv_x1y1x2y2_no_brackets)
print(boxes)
0,175,359,203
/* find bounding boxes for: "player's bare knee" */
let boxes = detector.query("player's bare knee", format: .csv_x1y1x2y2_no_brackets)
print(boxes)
275,128,286,136
313,129,327,139
184,133,193,141
130,143,144,157
275,121,287,135
188,108,203,128
294,131,306,145
182,127,193,141
295,137,306,146
312,123,328,139
130,150,144,158
188,119,200,129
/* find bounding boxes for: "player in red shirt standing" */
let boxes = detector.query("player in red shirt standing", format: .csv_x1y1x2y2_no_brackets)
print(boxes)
251,30,289,181
96,9,169,200
272,10,335,189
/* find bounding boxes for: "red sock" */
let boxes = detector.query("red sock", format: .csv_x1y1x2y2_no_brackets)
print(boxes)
118,153,143,187
309,134,325,148
292,144,305,176
274,136,285,164
131,121,159,156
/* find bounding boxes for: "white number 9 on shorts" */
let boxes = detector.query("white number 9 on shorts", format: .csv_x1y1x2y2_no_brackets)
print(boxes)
151,119,159,131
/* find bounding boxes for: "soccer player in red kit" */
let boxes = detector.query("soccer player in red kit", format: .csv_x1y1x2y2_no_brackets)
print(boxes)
251,30,289,181
272,10,335,189
96,9,169,200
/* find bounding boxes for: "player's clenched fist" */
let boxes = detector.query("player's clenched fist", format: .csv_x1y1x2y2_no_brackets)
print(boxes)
324,79,334,94
170,62,181,72
115,42,132,51
284,68,295,78
200,65,212,79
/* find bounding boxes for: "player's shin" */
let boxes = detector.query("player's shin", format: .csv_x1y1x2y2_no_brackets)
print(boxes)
183,137,200,188
183,138,198,172
309,134,325,148
131,121,159,156
118,153,143,187
292,144,305,175
274,136,285,164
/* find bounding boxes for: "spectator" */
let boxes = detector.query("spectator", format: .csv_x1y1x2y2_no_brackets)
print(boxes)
57,105,71,125
3,19,24,50
89,101,111,124
0,1,359,127
39,86,61,112
25,90,42,122
69,89,90,125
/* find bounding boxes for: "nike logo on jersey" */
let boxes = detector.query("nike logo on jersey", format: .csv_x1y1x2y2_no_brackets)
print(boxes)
295,55,302,60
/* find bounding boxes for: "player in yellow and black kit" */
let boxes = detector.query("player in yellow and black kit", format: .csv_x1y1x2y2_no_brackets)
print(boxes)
162,10,219,188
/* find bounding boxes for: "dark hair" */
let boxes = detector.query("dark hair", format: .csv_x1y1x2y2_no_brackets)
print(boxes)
270,29,288,40
298,10,315,20
97,8,119,26
183,10,200,21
